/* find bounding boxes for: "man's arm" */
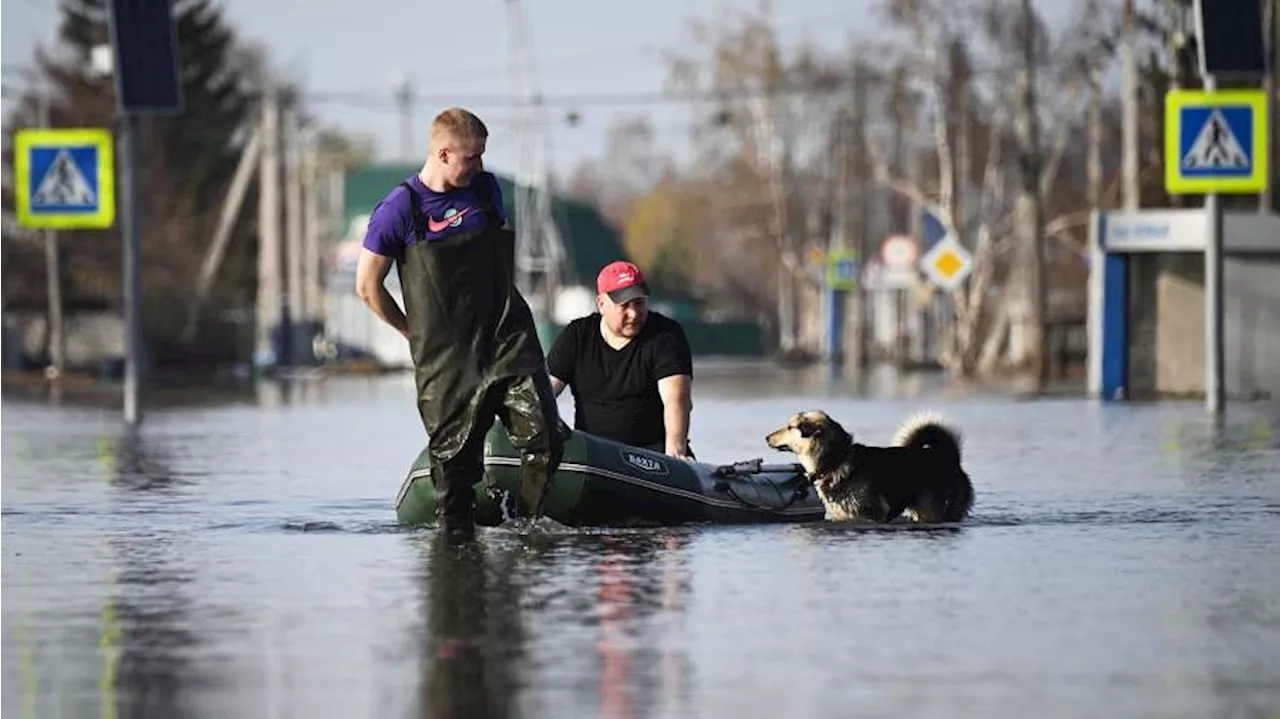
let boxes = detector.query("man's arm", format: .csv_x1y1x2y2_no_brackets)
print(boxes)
652,319,695,459
550,375,567,397
658,374,693,460
545,322,576,398
355,248,409,339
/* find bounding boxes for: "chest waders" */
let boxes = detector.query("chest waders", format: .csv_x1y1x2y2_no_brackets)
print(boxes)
395,180,564,532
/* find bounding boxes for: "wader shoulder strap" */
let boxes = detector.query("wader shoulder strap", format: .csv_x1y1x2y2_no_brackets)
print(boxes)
399,181,425,243
474,177,502,228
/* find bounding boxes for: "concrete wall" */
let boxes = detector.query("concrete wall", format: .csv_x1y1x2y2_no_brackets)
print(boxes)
1125,253,1280,399
1127,253,1205,396
1225,257,1280,399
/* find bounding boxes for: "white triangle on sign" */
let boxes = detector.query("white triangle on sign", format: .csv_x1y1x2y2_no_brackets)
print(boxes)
1182,110,1249,170
32,149,97,207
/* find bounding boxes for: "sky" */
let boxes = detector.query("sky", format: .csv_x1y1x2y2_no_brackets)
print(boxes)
3,0,1082,182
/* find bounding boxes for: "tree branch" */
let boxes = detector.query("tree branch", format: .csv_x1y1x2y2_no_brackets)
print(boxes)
1038,82,1081,196
867,140,949,230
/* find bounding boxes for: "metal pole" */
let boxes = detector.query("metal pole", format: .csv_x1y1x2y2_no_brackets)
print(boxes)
1122,0,1140,210
285,106,304,366
1264,0,1278,213
39,93,66,379
1204,73,1225,416
394,77,413,161
302,137,322,328
119,112,143,426
255,84,283,370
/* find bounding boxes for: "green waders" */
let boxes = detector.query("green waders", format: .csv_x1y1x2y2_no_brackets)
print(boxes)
395,182,564,534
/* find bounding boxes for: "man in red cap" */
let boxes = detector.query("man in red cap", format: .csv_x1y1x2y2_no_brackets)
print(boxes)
546,260,695,458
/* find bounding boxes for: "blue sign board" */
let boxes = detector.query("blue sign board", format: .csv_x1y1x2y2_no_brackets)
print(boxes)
14,128,116,229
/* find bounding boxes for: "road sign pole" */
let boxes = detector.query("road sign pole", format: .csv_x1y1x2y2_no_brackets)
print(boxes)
827,288,845,364
119,113,143,426
38,93,66,380
107,0,184,426
1203,74,1225,418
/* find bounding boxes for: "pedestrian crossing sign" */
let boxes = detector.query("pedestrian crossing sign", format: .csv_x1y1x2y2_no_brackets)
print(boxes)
14,128,115,229
1164,89,1268,194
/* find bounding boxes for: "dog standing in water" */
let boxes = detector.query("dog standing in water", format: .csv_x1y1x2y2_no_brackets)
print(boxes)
765,410,973,523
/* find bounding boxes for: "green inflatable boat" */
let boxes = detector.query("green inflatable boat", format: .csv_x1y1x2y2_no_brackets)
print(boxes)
394,425,825,527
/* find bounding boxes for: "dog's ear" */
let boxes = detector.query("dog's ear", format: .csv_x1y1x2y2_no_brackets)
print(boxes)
797,419,822,438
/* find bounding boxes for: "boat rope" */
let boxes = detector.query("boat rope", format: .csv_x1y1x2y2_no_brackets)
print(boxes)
719,481,811,514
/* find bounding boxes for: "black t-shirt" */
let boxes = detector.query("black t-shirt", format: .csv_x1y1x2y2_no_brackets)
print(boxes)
546,311,693,448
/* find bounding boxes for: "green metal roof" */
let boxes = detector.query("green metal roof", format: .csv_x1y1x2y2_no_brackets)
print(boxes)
341,163,630,287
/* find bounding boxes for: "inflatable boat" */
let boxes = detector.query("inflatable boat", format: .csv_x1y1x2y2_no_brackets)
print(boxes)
394,425,825,527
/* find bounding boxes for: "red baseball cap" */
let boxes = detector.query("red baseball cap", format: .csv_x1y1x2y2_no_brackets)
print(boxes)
596,260,649,303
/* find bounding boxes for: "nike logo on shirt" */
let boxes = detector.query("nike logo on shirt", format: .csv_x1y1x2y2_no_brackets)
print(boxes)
426,207,471,233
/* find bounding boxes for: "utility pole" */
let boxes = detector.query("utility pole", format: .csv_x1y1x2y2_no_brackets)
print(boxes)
302,135,323,334
1122,0,1140,210
394,75,413,161
1017,0,1048,390
183,127,262,342
38,92,66,380
284,105,304,366
255,84,283,370
507,0,564,338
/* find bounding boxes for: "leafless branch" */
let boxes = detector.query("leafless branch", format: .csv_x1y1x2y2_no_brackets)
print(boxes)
1038,82,1081,196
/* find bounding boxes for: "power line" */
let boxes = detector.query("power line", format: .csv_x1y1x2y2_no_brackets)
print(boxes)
302,54,1108,112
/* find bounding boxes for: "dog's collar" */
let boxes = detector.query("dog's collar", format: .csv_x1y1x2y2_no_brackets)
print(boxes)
812,444,858,479
806,443,865,484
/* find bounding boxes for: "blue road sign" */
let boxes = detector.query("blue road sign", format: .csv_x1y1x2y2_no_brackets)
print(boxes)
920,208,947,252
826,250,858,291
14,128,116,229
1165,89,1268,194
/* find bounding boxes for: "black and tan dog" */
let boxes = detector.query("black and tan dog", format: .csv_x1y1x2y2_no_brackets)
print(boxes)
765,410,973,523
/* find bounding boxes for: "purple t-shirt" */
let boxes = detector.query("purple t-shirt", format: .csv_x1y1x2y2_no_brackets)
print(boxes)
362,171,506,261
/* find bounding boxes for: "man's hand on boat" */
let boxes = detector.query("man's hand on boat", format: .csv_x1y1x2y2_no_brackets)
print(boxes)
666,438,696,462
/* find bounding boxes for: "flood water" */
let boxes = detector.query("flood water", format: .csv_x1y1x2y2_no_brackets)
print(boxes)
3,363,1279,718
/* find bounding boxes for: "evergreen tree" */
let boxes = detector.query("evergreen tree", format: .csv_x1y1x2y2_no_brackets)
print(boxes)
3,0,265,364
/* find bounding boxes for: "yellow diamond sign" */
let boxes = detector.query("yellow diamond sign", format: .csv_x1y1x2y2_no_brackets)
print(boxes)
920,236,973,290
934,251,963,277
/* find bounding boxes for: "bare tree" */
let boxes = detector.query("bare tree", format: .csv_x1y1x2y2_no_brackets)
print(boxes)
860,0,1117,377
663,1,849,356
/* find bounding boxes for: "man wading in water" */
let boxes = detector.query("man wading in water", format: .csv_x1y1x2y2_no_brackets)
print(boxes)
355,107,565,538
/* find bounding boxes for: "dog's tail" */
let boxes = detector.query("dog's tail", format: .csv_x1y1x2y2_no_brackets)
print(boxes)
892,411,962,464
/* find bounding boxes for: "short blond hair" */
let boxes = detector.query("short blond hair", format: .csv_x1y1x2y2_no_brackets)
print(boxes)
430,108,488,148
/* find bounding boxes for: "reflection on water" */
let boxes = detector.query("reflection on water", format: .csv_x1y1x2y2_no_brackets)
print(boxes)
420,532,524,719
3,368,1280,718
414,527,697,719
